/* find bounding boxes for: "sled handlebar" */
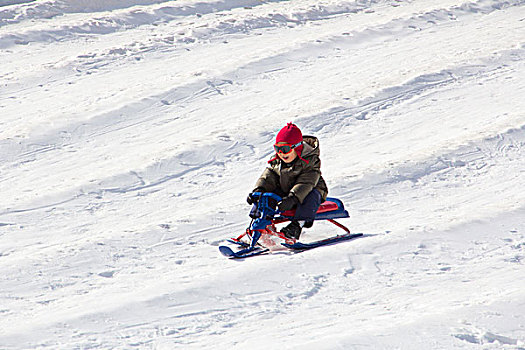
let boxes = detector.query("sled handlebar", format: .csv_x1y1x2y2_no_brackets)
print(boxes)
249,192,282,230
251,192,282,202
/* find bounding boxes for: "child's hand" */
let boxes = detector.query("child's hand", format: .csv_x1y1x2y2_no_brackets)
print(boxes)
247,188,266,205
247,189,263,205
277,194,299,211
247,193,256,205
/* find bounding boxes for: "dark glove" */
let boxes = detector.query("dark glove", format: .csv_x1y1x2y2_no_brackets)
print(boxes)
277,194,299,212
247,193,256,205
247,188,264,205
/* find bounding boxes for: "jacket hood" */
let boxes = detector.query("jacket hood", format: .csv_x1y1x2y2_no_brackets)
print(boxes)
301,135,320,159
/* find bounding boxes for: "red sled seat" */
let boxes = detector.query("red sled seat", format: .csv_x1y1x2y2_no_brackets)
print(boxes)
316,200,339,213
280,198,348,220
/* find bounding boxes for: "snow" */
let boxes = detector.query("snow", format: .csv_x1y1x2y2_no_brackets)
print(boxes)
1,0,524,348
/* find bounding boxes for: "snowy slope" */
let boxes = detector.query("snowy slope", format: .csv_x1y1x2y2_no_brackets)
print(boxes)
1,0,525,348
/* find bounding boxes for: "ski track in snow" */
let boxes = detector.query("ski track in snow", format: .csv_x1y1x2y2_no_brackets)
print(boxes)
1,0,525,349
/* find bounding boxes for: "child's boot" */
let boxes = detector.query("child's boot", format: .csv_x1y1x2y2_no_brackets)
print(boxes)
282,220,302,240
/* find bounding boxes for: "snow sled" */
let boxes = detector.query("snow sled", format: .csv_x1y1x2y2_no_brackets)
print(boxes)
219,192,362,258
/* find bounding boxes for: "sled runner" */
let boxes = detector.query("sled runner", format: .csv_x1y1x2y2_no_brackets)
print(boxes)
219,192,362,259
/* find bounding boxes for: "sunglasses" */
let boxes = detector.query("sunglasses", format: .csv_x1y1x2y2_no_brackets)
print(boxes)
274,141,302,155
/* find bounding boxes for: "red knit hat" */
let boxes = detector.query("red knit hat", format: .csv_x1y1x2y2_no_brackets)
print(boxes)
274,122,305,161
276,122,303,145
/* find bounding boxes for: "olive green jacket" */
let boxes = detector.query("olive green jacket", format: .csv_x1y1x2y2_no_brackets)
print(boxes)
253,136,328,203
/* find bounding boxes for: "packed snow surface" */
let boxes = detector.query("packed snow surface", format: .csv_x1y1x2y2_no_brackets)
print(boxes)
1,0,525,348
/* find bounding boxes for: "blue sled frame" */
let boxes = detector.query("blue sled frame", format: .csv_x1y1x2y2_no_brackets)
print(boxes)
219,193,362,258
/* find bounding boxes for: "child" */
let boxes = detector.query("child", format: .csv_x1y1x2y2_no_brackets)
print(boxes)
247,122,328,239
